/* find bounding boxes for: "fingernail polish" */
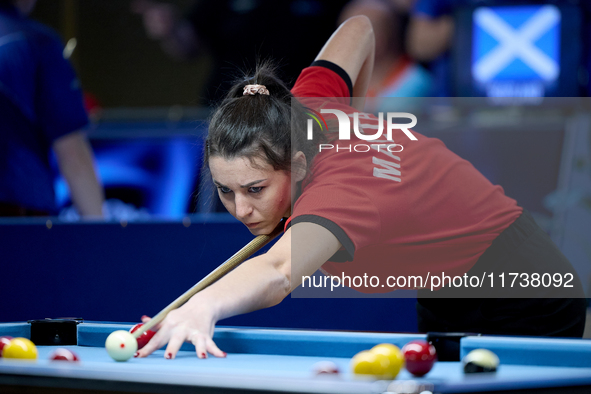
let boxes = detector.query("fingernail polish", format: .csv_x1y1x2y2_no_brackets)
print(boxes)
201,352,207,359
134,352,140,358
165,353,172,359
222,352,227,357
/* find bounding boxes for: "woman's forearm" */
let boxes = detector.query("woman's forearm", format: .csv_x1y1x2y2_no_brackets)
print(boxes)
194,253,291,323
187,223,341,323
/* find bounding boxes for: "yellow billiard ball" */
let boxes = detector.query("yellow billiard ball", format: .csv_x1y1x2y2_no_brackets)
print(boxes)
2,338,38,360
350,350,389,377
370,343,404,378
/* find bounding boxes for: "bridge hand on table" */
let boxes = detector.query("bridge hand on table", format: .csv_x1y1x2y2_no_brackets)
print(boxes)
135,300,226,360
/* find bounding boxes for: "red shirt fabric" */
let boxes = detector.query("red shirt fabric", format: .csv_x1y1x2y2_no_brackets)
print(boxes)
290,65,523,292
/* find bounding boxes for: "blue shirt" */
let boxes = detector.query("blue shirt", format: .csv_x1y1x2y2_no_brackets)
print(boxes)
412,0,460,96
0,4,88,213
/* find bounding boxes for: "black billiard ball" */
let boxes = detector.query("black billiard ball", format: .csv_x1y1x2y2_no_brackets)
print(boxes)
462,349,500,373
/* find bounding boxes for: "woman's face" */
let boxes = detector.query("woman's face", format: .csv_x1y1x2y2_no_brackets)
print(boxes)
209,155,292,235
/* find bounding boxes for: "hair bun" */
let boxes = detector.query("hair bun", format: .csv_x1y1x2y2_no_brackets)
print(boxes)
243,84,269,96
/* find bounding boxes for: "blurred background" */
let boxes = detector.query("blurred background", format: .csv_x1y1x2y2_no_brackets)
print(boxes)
1,0,590,334
16,0,590,218
32,0,206,108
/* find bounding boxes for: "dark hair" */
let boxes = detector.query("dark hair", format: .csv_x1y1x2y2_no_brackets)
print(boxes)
204,62,323,173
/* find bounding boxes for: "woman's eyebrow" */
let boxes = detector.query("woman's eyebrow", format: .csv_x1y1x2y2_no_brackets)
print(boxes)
212,179,267,188
240,179,267,188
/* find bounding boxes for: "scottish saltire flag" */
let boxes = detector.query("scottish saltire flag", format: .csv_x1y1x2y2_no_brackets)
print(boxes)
472,5,561,83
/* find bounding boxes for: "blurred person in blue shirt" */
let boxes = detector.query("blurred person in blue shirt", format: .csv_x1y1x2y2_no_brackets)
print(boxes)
406,0,457,96
0,0,104,217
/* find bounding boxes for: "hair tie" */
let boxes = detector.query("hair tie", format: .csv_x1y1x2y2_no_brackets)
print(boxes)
243,84,269,96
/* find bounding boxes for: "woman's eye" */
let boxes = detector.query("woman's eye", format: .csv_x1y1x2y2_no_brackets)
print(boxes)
249,186,264,193
218,187,232,194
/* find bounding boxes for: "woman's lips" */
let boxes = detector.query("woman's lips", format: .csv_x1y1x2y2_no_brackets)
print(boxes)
245,222,261,228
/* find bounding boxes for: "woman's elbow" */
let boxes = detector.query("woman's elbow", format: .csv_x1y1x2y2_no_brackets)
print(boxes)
265,258,292,307
343,14,374,43
268,270,291,307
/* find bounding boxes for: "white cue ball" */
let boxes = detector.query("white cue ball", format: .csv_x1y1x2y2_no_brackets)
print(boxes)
105,330,138,362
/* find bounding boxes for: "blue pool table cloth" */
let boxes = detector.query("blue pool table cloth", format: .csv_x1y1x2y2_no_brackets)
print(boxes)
1,322,591,393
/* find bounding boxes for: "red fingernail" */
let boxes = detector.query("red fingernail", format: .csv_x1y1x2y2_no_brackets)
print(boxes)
222,352,227,357
165,353,172,359
134,352,140,358
201,352,207,359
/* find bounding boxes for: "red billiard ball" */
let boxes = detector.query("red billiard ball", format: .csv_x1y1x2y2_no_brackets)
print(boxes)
0,336,13,357
311,361,340,375
402,340,437,377
49,348,80,362
129,323,156,350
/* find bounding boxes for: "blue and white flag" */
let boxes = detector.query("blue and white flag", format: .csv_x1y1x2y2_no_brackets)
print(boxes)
472,5,561,83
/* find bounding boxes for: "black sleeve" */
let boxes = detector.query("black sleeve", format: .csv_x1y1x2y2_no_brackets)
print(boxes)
310,60,354,98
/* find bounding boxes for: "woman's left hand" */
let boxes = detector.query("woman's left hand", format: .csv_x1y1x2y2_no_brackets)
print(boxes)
135,296,226,359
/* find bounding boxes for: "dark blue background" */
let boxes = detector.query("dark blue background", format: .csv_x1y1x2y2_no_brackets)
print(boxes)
0,216,418,332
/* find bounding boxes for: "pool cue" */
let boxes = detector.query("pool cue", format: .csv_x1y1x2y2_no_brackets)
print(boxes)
132,221,285,339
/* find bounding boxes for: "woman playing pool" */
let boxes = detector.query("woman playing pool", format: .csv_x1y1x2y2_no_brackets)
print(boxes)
136,16,586,360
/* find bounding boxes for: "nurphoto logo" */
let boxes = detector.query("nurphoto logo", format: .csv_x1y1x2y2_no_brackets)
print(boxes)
306,109,418,153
